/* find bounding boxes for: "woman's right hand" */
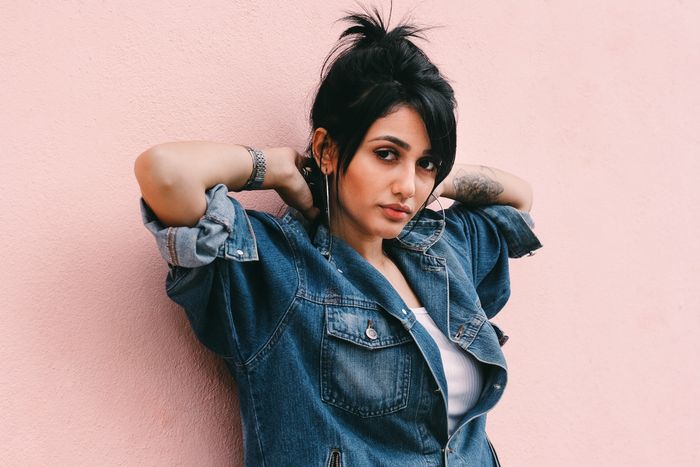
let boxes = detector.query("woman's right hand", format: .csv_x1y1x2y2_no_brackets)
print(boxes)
264,147,320,221
135,142,321,227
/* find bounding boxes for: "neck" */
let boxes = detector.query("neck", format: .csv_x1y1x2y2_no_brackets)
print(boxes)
331,224,385,264
330,217,387,267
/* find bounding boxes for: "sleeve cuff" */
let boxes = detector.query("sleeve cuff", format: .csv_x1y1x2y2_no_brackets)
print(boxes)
140,184,236,267
476,205,543,258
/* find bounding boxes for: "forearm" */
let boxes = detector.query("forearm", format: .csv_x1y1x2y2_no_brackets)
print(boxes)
440,164,533,212
134,141,284,227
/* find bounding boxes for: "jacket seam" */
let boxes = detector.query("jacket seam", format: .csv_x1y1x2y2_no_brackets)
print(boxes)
236,297,299,370
297,291,379,308
166,226,179,266
273,212,308,294
412,366,432,467
244,369,268,467
233,213,301,370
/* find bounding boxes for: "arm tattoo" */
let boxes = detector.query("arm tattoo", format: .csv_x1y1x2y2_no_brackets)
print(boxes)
452,166,504,206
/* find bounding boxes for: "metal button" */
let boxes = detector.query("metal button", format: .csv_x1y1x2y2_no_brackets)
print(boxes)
337,268,343,274
235,249,244,256
365,319,378,340
401,308,407,315
493,383,502,390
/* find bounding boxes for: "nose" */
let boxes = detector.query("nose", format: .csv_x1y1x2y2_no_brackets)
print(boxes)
391,162,416,199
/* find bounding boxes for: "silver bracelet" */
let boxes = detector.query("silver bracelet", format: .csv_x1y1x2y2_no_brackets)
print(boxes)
241,146,266,190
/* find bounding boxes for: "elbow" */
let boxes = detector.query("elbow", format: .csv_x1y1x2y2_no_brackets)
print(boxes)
513,180,534,212
523,182,534,212
134,147,177,192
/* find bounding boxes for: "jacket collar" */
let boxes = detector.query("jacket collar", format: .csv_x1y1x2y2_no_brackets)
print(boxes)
388,209,445,251
307,208,446,257
288,204,541,258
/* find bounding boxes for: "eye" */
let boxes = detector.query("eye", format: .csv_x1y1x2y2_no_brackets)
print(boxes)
418,157,439,172
375,148,398,161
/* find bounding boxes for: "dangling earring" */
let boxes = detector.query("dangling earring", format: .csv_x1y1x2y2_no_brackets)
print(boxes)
324,172,331,228
428,192,447,237
429,192,446,224
323,170,334,262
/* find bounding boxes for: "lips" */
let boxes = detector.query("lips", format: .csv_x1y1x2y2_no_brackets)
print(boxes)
380,203,413,221
381,203,412,214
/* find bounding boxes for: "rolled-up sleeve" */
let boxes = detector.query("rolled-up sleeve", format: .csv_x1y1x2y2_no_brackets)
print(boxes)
476,205,542,259
139,183,237,268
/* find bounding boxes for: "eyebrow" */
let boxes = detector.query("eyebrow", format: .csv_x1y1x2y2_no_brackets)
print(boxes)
368,135,432,154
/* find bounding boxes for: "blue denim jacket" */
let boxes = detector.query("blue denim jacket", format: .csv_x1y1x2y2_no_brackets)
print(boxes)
140,183,542,466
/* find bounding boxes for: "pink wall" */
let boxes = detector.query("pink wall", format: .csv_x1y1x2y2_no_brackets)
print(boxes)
2,1,698,465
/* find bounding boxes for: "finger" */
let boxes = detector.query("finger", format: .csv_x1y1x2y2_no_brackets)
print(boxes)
302,206,321,221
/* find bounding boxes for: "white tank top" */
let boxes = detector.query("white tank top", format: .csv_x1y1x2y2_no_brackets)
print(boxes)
411,306,485,434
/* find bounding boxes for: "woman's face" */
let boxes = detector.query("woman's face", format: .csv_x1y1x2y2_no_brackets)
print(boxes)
331,105,439,242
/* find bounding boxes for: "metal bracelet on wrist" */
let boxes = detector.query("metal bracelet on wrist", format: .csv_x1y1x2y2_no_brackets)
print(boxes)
242,146,266,190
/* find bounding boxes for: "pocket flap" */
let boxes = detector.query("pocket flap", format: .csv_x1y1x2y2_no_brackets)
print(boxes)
325,305,412,349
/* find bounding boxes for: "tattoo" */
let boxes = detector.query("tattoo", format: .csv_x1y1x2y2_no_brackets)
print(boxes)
452,167,504,206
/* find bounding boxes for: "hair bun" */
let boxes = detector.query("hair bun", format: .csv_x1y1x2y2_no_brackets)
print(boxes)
337,5,429,49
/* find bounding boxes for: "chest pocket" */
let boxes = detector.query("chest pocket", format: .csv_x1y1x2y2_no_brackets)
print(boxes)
321,304,413,417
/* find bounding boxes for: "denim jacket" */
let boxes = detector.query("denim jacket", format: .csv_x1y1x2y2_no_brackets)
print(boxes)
140,183,542,467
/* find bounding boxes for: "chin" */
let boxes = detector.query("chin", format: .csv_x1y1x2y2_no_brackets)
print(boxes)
375,223,408,239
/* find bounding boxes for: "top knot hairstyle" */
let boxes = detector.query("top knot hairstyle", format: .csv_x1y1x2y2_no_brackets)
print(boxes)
304,4,457,221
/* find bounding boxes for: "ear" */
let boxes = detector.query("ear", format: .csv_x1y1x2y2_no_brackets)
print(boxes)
311,128,338,175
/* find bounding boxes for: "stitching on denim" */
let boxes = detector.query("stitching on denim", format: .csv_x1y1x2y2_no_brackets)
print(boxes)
224,214,300,368
408,322,449,428
203,212,232,232
325,306,413,348
243,369,268,466
321,335,412,417
411,369,433,467
476,206,542,258
321,306,413,417
166,226,179,266
237,297,301,370
225,207,260,261
217,262,245,361
297,291,379,308
266,212,302,295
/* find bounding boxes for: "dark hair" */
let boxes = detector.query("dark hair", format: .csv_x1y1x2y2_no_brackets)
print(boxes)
303,4,457,223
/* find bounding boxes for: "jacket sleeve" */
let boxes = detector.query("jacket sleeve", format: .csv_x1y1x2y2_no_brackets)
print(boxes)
140,183,256,268
139,183,297,360
444,203,542,318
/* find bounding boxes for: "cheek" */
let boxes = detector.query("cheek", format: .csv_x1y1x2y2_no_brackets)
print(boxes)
342,173,373,201
337,178,370,210
417,179,436,202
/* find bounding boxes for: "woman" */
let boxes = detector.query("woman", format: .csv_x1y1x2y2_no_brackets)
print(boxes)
135,7,541,466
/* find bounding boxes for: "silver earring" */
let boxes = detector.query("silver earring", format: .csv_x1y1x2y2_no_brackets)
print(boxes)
324,172,331,227
324,172,334,262
429,192,446,227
